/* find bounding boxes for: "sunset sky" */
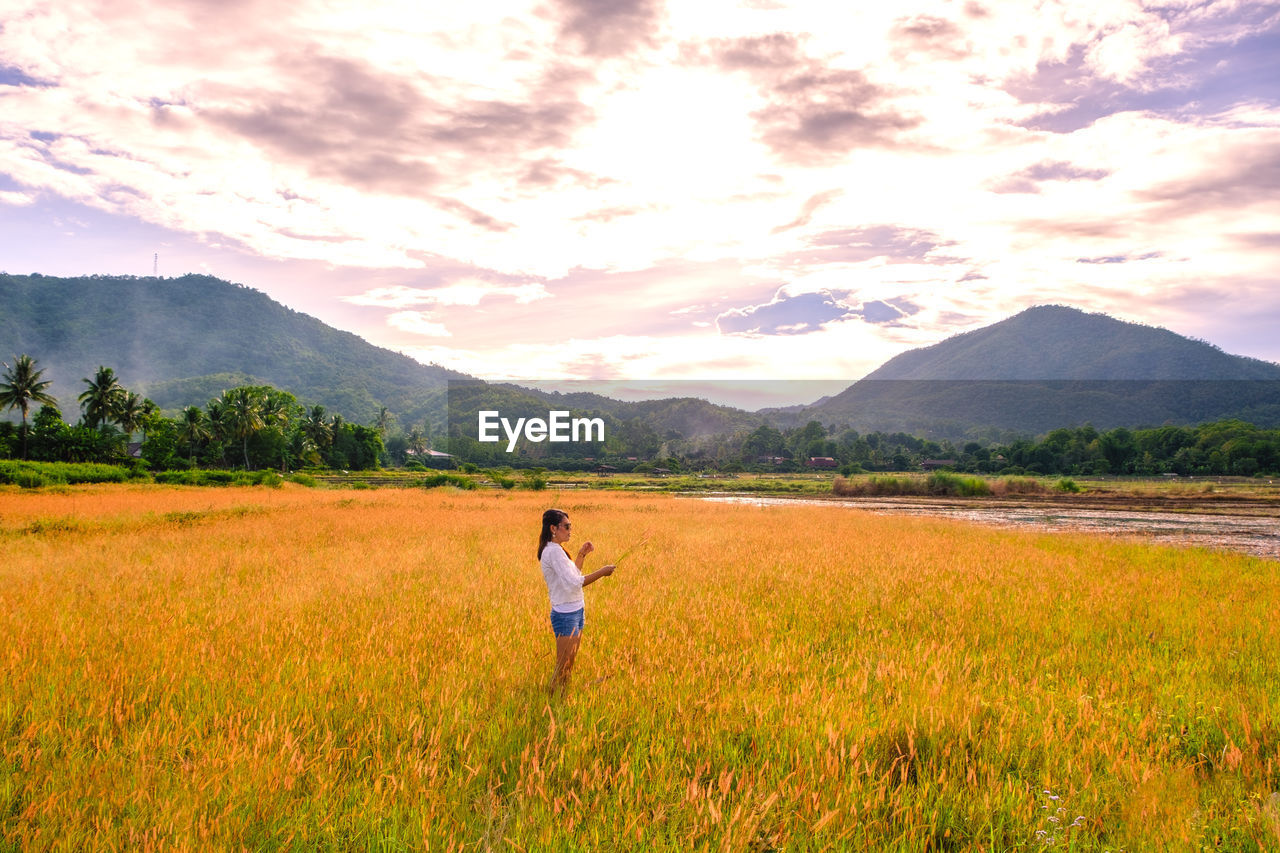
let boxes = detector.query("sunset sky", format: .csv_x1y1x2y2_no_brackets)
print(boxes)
2,0,1278,389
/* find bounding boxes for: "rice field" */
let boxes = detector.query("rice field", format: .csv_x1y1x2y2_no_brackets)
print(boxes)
2,485,1279,851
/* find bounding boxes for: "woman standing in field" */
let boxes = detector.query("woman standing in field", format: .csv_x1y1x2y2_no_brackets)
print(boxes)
538,508,615,694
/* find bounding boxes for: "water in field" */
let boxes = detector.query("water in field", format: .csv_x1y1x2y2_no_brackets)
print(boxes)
700,495,1280,561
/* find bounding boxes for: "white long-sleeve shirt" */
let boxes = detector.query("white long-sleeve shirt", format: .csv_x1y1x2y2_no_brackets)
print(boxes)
540,544,585,613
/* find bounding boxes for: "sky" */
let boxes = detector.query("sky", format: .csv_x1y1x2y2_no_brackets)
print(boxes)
2,0,1279,397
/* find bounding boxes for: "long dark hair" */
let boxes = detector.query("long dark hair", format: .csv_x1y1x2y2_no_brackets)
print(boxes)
538,508,568,559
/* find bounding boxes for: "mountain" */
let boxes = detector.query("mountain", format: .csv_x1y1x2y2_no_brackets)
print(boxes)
0,273,470,427
864,305,1280,380
6,277,1278,445
0,273,760,446
794,306,1280,437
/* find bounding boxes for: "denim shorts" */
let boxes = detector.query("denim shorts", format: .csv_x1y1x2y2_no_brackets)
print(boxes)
550,608,585,637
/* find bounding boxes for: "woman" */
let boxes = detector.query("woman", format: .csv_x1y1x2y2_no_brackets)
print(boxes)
538,508,615,694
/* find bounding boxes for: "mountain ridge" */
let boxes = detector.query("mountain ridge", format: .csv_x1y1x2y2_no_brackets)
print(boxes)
863,305,1280,381
0,272,470,427
787,305,1280,436
4,274,1279,441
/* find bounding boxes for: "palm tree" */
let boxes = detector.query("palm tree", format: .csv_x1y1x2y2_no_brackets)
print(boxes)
79,366,125,429
374,406,393,435
258,392,294,471
0,354,58,459
302,405,332,449
221,387,264,469
206,398,230,466
406,427,427,458
177,406,211,465
117,391,147,440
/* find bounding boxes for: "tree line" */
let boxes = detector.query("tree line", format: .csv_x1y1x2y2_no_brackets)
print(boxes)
443,416,1280,478
0,355,383,470
694,420,1280,476
7,352,1279,477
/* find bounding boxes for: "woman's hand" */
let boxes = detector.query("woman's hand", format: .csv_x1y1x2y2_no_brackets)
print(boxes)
577,541,594,559
602,564,616,576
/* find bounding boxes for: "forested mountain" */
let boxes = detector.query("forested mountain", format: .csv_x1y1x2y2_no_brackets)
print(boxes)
864,305,1280,380
789,306,1280,436
0,273,469,426
6,273,1279,448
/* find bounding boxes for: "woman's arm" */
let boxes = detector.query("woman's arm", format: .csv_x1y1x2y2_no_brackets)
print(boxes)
582,564,615,587
574,541,594,571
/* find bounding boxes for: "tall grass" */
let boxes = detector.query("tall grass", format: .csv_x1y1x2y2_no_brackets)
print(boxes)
834,472,1053,498
1,487,1277,850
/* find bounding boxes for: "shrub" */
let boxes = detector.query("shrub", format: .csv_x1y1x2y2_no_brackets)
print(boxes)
926,471,991,497
834,475,920,496
1055,478,1081,493
153,468,276,487
834,473,996,497
0,461,129,486
289,473,318,488
993,477,1047,495
15,471,51,489
484,469,516,489
421,473,477,490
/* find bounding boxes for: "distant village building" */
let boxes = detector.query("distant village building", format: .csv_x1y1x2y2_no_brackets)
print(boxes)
405,448,454,468
758,455,789,465
406,449,453,459
920,459,957,471
806,456,838,468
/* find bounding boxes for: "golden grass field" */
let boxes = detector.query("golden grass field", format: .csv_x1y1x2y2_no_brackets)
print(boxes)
2,484,1279,851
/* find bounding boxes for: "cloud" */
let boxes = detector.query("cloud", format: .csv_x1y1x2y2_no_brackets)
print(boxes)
1076,252,1161,264
771,188,843,234
432,198,516,233
988,160,1111,194
0,65,55,88
4,0,1280,374
345,280,552,308
387,310,451,337
717,288,850,335
571,204,647,223
0,190,36,206
858,299,910,324
552,0,665,57
754,67,921,164
691,33,921,164
1138,136,1280,213
203,53,591,200
1005,6,1279,133
792,225,954,266
698,33,806,72
890,15,970,61
716,286,922,336
518,156,612,189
